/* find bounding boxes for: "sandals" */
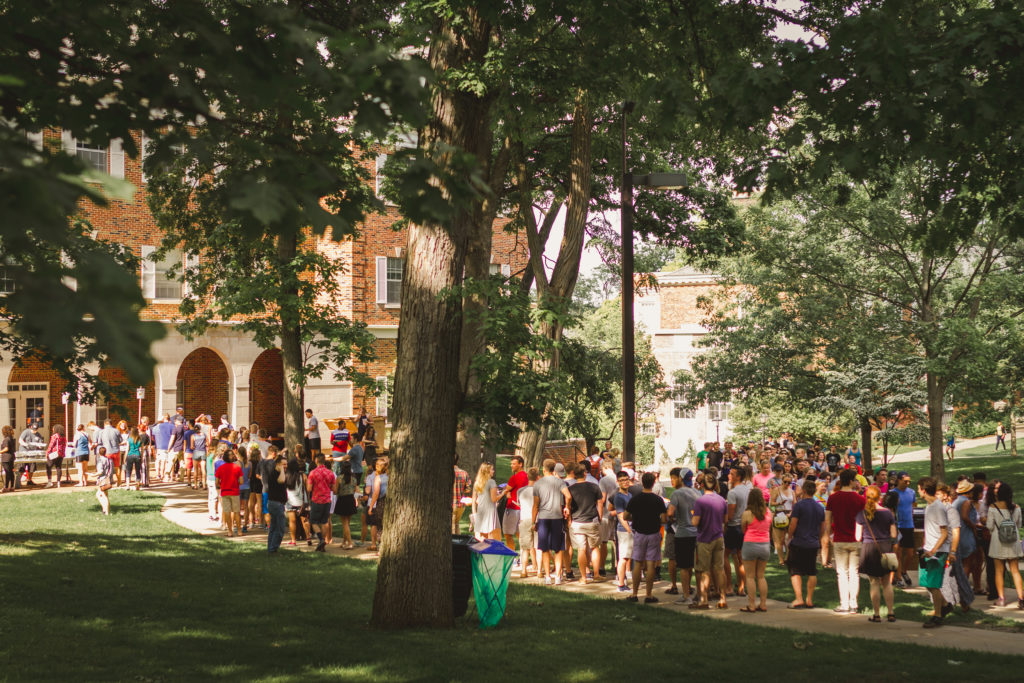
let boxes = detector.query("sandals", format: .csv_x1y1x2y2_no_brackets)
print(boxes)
887,614,896,622
664,587,679,595
739,607,757,613
756,606,767,612
868,615,881,623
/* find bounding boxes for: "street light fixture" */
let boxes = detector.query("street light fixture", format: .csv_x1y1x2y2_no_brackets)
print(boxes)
713,416,723,444
621,102,687,462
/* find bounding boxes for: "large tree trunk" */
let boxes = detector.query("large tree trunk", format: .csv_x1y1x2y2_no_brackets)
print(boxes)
1010,394,1018,457
277,233,304,448
925,369,946,480
371,9,494,630
859,419,872,473
517,421,549,469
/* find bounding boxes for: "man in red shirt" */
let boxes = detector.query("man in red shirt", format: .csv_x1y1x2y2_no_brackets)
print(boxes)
825,469,866,613
503,456,528,553
215,451,244,537
306,453,337,552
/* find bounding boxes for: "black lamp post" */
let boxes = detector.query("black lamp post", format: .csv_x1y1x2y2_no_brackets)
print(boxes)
620,102,687,462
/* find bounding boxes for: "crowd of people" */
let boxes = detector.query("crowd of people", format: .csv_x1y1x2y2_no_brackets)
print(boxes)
462,437,1024,627
0,407,391,556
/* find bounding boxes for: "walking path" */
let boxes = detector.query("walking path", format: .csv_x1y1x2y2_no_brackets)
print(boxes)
151,483,1024,657
881,429,1021,464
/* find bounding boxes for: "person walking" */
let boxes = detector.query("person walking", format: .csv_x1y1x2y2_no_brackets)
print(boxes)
94,447,114,515
216,450,244,537
690,472,729,610
825,469,865,614
856,485,897,623
770,474,796,565
740,487,771,613
986,482,1024,608
72,424,90,487
123,427,144,490
995,422,1007,451
332,461,358,549
622,472,667,603
306,453,337,552
44,424,66,488
366,458,389,552
918,476,951,627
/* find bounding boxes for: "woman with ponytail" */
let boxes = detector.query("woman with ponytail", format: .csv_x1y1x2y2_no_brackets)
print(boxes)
856,485,897,622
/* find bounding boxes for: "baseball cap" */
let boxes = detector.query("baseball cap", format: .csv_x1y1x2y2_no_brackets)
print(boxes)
554,463,567,478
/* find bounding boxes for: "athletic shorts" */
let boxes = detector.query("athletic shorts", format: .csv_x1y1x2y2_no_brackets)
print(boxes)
632,532,662,563
76,454,89,463
536,518,565,552
663,531,676,561
262,492,269,514
221,495,241,515
518,519,536,549
695,537,725,573
787,544,819,577
502,508,521,536
898,528,916,549
742,541,771,562
305,438,321,452
919,553,948,589
309,502,331,525
570,521,601,550
724,525,744,551
616,530,634,561
674,536,696,569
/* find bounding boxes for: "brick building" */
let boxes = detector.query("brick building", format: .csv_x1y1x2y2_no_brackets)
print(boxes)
635,266,734,461
1,131,528,443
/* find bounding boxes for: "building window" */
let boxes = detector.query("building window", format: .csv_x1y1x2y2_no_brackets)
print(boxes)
0,266,17,294
76,141,108,173
709,401,732,422
376,376,389,418
672,387,694,419
639,422,657,435
155,249,183,300
386,257,402,305
176,377,185,414
95,395,108,425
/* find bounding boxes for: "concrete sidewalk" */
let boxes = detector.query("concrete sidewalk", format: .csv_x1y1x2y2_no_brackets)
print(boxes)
879,429,1022,465
150,483,1024,657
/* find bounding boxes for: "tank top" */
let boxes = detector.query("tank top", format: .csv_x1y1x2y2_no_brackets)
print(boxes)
239,464,251,491
126,438,142,457
744,514,772,543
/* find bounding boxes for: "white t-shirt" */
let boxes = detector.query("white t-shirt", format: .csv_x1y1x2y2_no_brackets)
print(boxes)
924,499,950,553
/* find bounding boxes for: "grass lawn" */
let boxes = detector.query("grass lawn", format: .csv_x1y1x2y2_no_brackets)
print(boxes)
897,445,1024,494
2,493,1024,681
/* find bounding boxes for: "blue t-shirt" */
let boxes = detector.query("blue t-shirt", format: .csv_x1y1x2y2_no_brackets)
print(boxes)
74,433,90,456
895,487,916,528
613,491,632,533
790,497,825,549
151,421,172,450
183,429,195,454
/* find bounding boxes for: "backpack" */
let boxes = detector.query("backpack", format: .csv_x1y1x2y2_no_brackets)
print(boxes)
995,507,1019,544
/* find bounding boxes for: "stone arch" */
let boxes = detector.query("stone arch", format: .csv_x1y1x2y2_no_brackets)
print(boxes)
249,348,284,438
176,348,230,422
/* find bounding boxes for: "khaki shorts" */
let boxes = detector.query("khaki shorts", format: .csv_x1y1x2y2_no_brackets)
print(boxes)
221,495,241,515
600,516,616,543
518,520,536,549
616,530,634,561
570,521,601,550
695,537,725,573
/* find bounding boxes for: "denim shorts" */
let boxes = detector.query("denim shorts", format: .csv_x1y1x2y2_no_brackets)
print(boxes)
240,490,250,502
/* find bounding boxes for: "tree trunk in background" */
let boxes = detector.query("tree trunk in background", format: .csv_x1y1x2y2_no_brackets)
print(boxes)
371,9,494,630
277,233,304,449
1010,395,1018,457
860,419,872,473
926,370,946,480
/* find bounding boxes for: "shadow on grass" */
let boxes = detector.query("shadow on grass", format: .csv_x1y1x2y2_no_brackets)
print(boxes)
1,492,1023,681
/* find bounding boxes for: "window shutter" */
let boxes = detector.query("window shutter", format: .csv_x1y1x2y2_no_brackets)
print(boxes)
26,130,43,151
109,138,125,178
61,130,76,156
500,264,511,277
141,246,156,299
375,256,388,304
182,253,198,297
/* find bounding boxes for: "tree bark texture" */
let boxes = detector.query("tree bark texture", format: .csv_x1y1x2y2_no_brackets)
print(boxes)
276,233,305,449
371,9,494,629
926,370,946,481
859,419,872,473
1010,395,1018,457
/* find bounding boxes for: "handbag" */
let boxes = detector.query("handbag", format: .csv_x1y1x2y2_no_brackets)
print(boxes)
865,515,899,570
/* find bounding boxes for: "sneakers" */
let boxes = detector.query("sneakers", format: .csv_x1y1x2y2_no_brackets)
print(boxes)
902,572,912,587
554,576,563,586
598,568,607,577
893,579,906,589
643,597,659,604
513,558,521,569
544,576,553,585
315,541,326,552
923,616,944,629
617,585,630,593
941,603,953,618
674,594,692,605
564,571,575,580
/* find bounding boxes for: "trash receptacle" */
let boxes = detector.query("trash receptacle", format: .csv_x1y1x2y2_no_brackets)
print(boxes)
469,539,517,628
452,535,475,618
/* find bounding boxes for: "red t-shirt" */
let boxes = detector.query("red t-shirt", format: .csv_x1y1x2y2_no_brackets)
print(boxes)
216,462,243,497
308,465,336,505
506,470,528,510
826,490,866,542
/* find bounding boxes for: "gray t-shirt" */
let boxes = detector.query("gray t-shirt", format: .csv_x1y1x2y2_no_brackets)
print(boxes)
533,475,568,520
670,487,701,538
599,473,618,500
924,499,951,553
348,444,365,474
727,482,752,527
98,426,121,455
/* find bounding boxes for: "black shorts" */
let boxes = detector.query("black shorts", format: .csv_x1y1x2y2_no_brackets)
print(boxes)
305,438,322,452
674,536,696,569
309,502,331,525
724,525,744,551
897,528,915,549
787,544,818,577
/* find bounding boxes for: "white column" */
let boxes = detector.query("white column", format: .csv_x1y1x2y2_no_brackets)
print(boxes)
231,363,249,431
